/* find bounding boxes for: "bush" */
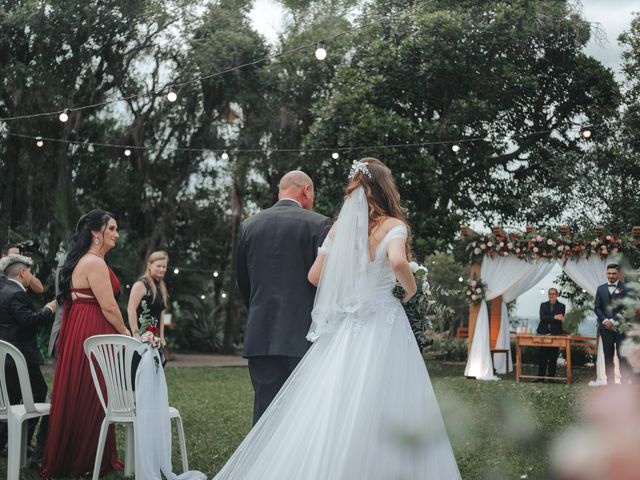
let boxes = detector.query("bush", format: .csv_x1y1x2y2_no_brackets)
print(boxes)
424,337,468,362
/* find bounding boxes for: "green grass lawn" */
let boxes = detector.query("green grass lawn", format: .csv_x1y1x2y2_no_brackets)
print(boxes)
2,362,589,479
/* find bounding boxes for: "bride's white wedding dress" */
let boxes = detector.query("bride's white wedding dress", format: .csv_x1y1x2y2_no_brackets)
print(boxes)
213,187,460,480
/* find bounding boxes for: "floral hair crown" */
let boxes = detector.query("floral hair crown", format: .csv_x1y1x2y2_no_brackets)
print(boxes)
349,160,372,179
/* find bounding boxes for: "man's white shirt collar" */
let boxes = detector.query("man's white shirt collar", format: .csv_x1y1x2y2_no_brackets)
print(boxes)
8,278,27,292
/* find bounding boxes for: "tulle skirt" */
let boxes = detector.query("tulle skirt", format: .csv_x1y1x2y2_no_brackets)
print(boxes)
213,298,461,479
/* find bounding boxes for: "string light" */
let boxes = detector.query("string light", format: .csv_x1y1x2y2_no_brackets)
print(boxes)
167,91,178,102
221,293,227,299
579,126,592,140
213,271,219,278
35,137,44,148
173,268,180,275
315,41,327,61
458,277,464,282
124,148,132,156
221,151,229,160
331,152,339,159
200,294,205,300
451,144,461,153
58,109,70,123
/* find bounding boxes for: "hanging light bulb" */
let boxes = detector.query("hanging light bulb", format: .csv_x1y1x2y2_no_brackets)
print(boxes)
173,268,180,275
580,127,592,140
221,151,229,160
451,144,461,153
58,109,70,123
200,294,206,300
213,271,219,278
167,91,178,102
221,292,227,299
36,137,44,148
331,152,339,160
315,41,327,61
124,148,132,157
458,277,464,282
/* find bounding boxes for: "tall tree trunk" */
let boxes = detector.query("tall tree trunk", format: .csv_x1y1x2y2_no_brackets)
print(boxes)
0,137,20,245
222,160,247,353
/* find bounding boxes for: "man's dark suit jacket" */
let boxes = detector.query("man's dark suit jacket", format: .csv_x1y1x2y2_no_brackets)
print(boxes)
235,199,332,358
594,281,627,331
537,300,566,335
0,278,54,365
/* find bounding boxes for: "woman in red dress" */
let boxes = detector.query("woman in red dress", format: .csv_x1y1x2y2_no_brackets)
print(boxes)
41,209,131,477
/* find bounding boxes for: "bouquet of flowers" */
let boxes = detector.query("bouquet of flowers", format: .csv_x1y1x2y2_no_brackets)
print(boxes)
392,262,455,349
137,300,162,371
465,276,486,305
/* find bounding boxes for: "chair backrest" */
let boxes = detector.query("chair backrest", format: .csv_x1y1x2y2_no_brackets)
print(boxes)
83,334,142,417
0,340,36,415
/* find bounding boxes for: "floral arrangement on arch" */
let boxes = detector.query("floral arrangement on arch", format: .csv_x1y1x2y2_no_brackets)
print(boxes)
465,275,486,305
464,230,628,263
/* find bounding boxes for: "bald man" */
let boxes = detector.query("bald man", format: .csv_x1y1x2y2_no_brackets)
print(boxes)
235,170,332,424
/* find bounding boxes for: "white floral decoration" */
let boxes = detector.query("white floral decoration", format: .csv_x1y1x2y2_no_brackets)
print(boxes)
349,160,372,179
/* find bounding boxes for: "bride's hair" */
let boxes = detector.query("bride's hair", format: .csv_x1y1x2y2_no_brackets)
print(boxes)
345,157,412,258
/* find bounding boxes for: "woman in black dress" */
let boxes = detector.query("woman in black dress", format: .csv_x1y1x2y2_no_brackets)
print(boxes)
127,250,169,364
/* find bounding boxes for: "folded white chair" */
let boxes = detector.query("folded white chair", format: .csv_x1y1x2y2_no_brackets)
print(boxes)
0,340,50,480
83,334,190,480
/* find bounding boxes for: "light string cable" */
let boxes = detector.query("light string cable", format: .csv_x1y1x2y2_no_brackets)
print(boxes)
0,0,433,123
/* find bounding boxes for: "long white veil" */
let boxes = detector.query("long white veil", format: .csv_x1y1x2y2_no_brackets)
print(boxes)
307,186,371,341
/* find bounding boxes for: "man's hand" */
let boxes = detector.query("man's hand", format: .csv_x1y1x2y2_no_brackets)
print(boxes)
554,314,564,321
45,300,57,312
603,319,615,330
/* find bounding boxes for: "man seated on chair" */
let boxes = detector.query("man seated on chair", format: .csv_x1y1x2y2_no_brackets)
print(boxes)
0,254,56,467
536,288,565,382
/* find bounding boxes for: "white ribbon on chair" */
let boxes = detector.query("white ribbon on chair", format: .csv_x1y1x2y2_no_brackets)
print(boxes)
135,346,206,480
465,256,535,380
561,256,620,385
497,260,555,374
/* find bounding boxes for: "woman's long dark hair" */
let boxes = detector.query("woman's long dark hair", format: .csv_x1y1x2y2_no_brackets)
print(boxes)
58,209,115,304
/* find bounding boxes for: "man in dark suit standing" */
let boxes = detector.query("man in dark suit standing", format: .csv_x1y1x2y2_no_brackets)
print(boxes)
594,263,630,385
235,171,332,424
0,254,56,465
536,288,566,381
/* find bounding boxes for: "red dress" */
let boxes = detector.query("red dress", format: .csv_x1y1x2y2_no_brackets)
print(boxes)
40,267,124,477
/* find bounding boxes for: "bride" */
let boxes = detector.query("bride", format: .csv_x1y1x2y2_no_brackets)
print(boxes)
213,158,460,479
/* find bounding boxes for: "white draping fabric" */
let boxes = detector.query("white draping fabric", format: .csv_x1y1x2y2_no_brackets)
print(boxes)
135,346,206,480
464,256,534,380
561,256,620,385
496,261,555,374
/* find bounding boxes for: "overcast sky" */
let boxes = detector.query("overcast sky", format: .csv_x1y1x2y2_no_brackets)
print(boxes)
248,1,638,330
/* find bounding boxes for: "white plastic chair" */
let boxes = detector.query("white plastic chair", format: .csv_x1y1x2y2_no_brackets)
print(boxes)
83,334,188,480
0,340,50,480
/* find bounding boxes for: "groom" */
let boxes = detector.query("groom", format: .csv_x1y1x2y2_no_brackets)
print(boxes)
235,171,332,424
594,263,630,385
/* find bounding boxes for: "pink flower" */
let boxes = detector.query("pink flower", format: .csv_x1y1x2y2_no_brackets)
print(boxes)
466,290,472,296
471,280,478,287
480,244,486,250
487,241,494,247
533,247,539,253
471,294,477,301
557,246,563,251
515,248,521,253
476,288,481,294
507,242,513,249
471,242,477,247
547,238,554,245
499,241,504,247
473,248,481,255
606,235,612,240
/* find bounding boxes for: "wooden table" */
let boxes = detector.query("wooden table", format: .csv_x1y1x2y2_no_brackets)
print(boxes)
515,334,572,384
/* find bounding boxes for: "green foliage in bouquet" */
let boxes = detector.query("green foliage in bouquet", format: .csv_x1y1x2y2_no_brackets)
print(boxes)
393,263,456,349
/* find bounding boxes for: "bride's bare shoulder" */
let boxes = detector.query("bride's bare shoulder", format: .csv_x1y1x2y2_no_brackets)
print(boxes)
379,217,405,233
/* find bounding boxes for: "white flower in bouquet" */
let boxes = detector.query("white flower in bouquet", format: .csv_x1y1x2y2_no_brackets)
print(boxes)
471,294,478,301
475,288,481,293
473,248,481,255
409,261,419,273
